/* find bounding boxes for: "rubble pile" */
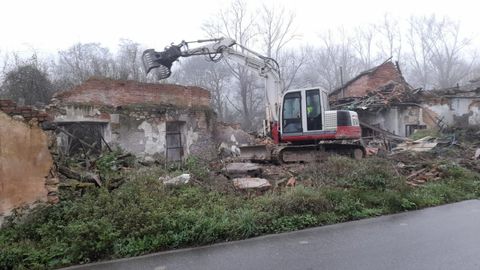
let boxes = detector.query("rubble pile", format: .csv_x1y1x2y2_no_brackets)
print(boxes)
387,128,480,186
56,151,135,192
332,80,417,111
391,152,445,187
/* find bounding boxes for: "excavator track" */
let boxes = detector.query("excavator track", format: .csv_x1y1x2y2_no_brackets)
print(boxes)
239,140,365,164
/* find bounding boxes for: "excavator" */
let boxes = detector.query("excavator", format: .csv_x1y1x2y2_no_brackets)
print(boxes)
142,37,365,163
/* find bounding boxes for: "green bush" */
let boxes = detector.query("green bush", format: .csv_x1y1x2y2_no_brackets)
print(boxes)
303,156,403,190
258,186,333,216
183,156,210,180
409,129,439,140
1,159,480,269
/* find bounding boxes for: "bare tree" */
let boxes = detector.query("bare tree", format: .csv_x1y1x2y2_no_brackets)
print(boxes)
406,15,475,89
353,24,377,69
53,43,114,88
257,4,298,60
279,46,309,90
428,17,474,88
202,0,262,130
256,3,305,93
301,29,362,92
376,14,403,62
174,57,232,121
115,39,148,82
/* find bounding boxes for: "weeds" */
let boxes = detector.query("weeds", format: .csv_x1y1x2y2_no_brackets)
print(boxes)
1,156,479,269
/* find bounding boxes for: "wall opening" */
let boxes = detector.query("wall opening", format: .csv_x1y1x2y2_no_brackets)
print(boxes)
57,122,107,156
405,124,426,137
166,121,185,162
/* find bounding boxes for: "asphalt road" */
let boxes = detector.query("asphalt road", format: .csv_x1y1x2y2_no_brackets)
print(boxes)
63,200,480,270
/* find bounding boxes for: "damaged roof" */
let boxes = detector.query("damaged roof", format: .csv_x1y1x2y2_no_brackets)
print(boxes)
53,77,211,108
330,60,414,110
330,59,409,98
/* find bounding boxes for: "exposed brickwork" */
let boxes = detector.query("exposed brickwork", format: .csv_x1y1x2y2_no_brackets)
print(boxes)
331,61,404,99
0,99,49,122
54,78,211,108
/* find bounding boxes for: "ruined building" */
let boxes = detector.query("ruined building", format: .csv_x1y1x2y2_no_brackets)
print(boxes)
330,60,436,137
50,78,216,161
331,60,480,139
420,79,480,128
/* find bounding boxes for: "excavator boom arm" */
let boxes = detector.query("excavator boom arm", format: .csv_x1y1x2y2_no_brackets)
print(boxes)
142,37,282,124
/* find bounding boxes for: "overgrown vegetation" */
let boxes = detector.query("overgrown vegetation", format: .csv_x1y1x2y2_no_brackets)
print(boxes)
1,156,480,269
409,128,440,140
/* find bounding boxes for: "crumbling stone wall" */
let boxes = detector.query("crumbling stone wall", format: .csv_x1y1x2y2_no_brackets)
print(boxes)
0,111,58,218
358,105,431,137
423,97,480,127
0,99,49,122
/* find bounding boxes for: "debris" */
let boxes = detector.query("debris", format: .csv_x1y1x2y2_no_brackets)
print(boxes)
406,168,427,180
360,121,408,142
232,178,271,190
393,136,438,152
286,177,296,187
222,162,262,178
474,148,480,159
161,174,191,186
218,142,240,158
58,166,102,186
139,156,157,166
366,147,379,156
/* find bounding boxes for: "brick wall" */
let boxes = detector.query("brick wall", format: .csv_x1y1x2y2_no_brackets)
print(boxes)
0,99,49,122
54,78,211,108
333,61,403,99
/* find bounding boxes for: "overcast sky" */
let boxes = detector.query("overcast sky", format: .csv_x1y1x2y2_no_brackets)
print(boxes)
1,0,478,56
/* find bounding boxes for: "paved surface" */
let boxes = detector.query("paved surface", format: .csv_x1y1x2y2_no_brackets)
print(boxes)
64,200,480,270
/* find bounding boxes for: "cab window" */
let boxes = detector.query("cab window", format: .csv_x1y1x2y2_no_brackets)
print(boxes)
306,90,322,130
282,92,302,133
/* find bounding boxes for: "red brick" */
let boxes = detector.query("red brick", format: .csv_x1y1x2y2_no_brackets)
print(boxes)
331,61,403,99
0,99,16,107
54,78,211,108
0,107,14,113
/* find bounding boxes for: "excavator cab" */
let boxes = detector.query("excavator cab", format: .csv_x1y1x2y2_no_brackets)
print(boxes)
279,88,361,143
280,88,328,136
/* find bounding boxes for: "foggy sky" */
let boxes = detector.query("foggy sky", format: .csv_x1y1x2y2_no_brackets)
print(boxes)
1,0,478,55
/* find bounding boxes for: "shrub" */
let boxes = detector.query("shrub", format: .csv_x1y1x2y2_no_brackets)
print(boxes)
1,160,479,269
257,186,333,216
409,129,439,140
303,156,403,190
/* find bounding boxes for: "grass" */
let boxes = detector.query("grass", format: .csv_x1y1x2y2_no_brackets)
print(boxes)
409,128,440,140
1,156,480,269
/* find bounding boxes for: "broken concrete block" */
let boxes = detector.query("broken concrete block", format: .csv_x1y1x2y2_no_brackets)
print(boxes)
232,178,271,190
161,174,191,186
393,136,438,152
223,163,262,178
474,148,480,159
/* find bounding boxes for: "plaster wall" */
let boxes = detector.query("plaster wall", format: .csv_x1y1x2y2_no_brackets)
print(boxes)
0,112,53,216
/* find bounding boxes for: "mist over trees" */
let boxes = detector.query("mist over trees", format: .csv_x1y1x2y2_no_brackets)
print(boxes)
0,1,478,128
